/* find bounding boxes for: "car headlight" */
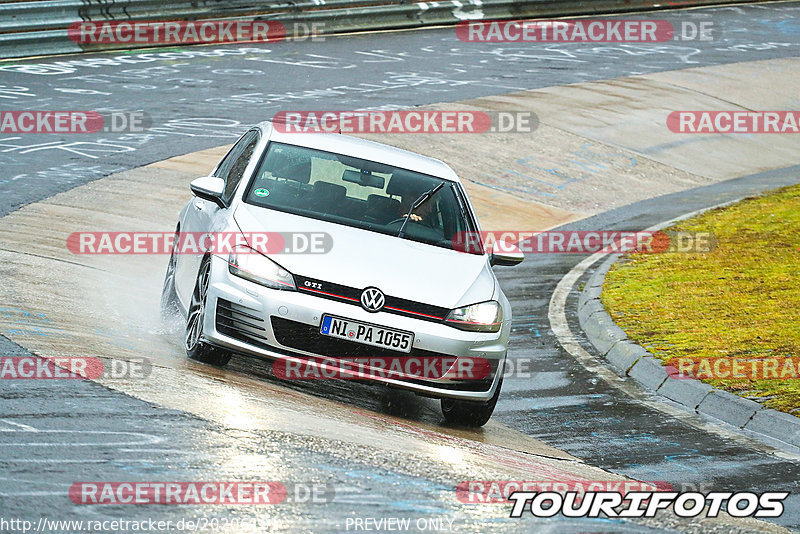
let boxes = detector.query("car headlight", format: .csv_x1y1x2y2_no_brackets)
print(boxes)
228,247,296,291
445,300,503,332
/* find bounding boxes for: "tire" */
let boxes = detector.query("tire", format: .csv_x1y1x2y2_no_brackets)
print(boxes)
185,256,231,367
441,376,503,428
160,229,181,323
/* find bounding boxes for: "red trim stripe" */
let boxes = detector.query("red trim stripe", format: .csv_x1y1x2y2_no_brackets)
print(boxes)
384,305,444,321
301,287,359,302
301,288,445,321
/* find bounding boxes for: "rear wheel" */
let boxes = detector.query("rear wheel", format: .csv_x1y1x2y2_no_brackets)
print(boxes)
185,257,231,367
441,377,503,428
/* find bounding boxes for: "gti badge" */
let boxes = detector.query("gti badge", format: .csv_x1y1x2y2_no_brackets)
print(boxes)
360,287,385,312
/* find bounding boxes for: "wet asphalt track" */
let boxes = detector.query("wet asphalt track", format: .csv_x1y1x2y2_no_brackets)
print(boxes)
2,1,800,531
2,2,800,218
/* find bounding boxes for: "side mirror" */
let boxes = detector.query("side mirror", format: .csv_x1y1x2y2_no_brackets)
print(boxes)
190,176,226,208
490,241,524,267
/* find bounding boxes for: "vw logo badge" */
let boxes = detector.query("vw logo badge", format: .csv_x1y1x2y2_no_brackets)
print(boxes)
360,287,385,312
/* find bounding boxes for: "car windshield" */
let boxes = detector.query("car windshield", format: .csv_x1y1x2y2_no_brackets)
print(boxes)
244,142,478,251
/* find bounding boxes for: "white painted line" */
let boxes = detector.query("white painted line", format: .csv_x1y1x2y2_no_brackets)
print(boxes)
0,430,163,447
0,476,63,486
117,449,197,454
0,419,38,432
548,199,752,393
548,252,624,385
0,459,110,463
0,491,62,497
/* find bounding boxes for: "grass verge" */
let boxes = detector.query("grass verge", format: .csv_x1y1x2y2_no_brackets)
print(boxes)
603,183,800,414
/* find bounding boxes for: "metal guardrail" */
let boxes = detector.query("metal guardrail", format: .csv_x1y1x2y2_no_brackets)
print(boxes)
0,0,766,60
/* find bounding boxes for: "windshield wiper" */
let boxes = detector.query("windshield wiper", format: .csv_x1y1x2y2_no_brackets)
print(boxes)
397,182,445,239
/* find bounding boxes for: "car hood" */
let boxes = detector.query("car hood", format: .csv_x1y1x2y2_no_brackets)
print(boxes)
233,203,494,309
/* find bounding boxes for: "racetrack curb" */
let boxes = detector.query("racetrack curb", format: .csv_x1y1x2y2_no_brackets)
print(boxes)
578,254,800,453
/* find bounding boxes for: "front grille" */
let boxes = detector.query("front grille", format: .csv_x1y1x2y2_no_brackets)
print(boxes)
215,299,270,350
270,316,495,391
293,275,450,323
215,307,496,392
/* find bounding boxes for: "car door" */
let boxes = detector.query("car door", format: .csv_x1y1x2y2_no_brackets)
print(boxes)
175,129,261,307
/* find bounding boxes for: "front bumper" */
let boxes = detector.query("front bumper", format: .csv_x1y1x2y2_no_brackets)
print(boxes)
200,255,508,401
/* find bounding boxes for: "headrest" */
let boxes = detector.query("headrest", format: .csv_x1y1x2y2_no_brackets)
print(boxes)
313,181,347,198
367,194,400,208
386,169,430,198
268,149,311,184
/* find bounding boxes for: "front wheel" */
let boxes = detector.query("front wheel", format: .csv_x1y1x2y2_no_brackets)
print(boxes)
441,377,503,428
185,257,231,367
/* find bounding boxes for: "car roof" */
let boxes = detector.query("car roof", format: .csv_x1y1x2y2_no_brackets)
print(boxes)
255,120,461,183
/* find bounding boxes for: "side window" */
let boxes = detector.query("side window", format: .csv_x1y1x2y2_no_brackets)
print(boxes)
213,133,247,180
214,130,260,203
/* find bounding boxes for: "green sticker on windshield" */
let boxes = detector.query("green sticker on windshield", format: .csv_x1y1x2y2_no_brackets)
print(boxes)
254,188,270,197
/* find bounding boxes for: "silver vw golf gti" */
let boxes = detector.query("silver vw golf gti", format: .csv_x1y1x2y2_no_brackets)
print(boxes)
161,121,523,426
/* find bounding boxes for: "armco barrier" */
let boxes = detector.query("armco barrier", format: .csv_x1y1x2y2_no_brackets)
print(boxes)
0,0,768,61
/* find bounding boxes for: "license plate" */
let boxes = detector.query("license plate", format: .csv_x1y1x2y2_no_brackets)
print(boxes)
320,315,413,353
